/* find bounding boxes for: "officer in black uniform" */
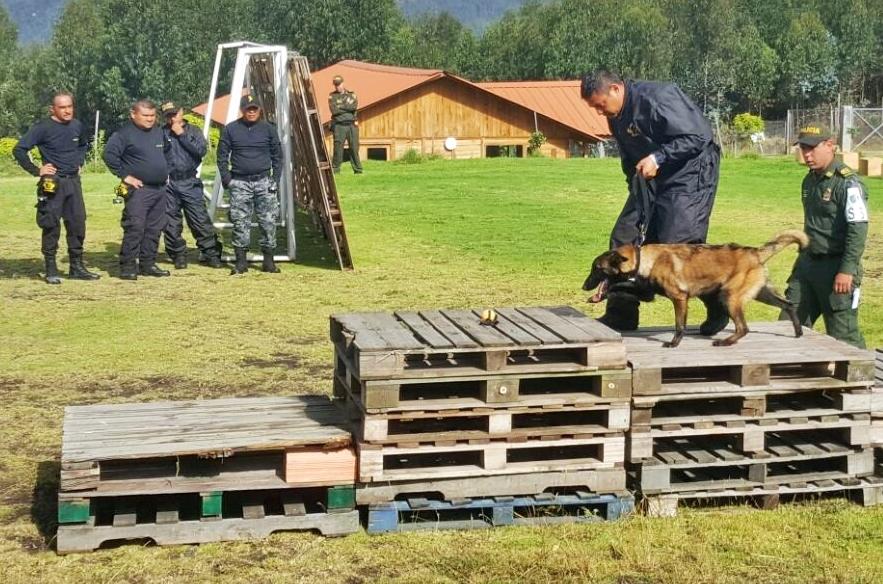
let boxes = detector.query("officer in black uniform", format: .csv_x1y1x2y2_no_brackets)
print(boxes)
13,91,100,284
103,100,171,280
581,70,725,333
159,101,223,269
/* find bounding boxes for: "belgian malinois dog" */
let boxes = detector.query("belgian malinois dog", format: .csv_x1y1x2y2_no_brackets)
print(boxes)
583,230,809,347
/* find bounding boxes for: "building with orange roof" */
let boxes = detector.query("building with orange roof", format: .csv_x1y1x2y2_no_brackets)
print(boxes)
193,60,611,161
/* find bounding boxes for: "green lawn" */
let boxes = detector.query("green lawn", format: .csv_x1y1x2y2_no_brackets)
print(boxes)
1,157,882,583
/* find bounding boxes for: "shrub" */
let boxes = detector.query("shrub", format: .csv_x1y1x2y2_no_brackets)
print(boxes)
184,113,220,150
0,137,17,158
732,113,764,138
527,131,546,156
395,148,441,164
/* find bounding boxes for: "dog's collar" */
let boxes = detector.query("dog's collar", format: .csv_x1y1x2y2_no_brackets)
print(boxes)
627,245,641,278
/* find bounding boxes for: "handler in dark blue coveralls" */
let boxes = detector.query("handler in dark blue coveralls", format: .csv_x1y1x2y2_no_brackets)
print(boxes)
103,100,171,280
581,70,725,333
13,91,101,284
159,101,223,269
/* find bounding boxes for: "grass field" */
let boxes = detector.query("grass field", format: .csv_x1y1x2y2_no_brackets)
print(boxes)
1,156,882,583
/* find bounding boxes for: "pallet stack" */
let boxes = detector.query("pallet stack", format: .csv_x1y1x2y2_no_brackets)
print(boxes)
623,322,883,516
330,306,636,532
57,396,360,553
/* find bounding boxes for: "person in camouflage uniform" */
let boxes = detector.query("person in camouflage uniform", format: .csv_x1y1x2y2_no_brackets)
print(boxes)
217,95,282,275
329,75,363,174
782,126,869,348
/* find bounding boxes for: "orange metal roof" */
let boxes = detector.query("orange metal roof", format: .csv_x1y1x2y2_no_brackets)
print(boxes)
190,88,248,126
191,60,610,140
478,80,611,140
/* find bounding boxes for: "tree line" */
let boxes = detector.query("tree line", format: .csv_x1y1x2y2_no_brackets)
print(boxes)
0,0,881,137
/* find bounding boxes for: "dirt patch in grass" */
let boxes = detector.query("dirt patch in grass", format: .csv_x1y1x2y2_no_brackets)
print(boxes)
242,354,301,369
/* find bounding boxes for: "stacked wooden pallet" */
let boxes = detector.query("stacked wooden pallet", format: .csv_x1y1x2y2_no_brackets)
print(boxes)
330,305,636,532
623,322,883,516
57,396,359,553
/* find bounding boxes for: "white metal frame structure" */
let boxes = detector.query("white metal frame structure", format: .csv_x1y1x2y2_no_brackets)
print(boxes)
201,41,296,261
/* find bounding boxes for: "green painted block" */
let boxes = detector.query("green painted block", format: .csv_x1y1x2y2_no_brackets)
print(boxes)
201,491,223,517
58,499,91,524
327,485,355,511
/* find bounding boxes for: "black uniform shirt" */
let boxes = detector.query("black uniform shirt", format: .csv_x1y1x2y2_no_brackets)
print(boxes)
217,119,282,185
163,122,207,177
610,80,717,194
13,118,90,176
103,123,168,185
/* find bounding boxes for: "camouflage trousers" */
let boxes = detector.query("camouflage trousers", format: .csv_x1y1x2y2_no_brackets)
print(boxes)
228,176,279,250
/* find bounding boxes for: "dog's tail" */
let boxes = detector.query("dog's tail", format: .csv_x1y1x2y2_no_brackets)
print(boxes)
758,230,809,263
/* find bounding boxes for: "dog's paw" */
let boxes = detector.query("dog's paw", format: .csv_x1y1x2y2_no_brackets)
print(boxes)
662,341,681,349
712,339,735,347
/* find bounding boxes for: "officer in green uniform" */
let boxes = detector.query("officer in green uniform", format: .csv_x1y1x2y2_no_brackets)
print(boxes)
781,126,869,348
329,75,363,174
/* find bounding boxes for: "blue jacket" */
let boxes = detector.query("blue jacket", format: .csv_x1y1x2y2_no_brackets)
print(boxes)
163,122,206,177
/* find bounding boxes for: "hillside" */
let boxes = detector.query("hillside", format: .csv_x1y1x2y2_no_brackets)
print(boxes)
3,0,531,44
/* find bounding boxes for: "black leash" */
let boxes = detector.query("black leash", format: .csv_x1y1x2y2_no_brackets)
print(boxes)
631,172,654,246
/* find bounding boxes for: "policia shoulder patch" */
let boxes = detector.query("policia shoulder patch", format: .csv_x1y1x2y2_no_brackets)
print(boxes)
845,185,868,223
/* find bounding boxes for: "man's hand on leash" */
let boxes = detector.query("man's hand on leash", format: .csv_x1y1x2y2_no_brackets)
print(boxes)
588,278,609,303
636,155,659,179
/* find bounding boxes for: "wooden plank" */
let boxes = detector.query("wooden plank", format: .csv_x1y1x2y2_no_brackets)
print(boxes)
471,310,541,345
495,308,566,344
394,311,455,349
331,314,389,350
516,307,597,343
419,310,480,348
441,309,514,347
542,305,622,342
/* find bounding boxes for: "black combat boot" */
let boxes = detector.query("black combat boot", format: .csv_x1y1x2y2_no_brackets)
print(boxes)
699,294,730,336
68,253,101,280
119,262,138,281
597,293,640,331
205,254,223,268
172,254,188,269
230,248,249,275
140,263,171,277
44,255,62,285
261,247,280,273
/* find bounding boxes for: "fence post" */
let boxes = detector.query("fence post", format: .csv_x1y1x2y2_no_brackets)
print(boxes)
841,106,853,152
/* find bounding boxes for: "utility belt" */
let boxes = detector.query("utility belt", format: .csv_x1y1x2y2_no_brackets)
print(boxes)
53,173,79,180
332,120,354,126
232,171,270,181
169,171,197,181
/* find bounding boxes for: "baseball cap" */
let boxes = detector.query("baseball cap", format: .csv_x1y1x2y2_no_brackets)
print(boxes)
794,126,832,147
333,75,343,86
160,101,181,117
240,95,260,110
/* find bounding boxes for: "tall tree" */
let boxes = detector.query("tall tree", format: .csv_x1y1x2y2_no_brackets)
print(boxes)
776,11,839,107
388,12,478,74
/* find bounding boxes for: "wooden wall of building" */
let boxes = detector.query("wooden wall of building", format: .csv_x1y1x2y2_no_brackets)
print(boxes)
324,78,590,161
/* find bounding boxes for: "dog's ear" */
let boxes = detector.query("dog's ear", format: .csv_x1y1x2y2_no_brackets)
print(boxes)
610,252,628,268
583,251,617,291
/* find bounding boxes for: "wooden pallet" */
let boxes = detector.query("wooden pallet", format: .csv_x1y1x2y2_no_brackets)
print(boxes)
366,492,634,533
350,399,630,444
631,388,880,431
357,434,624,483
335,363,632,412
330,306,626,381
629,417,872,462
624,322,874,396
642,476,883,517
61,396,353,495
355,468,626,505
57,485,358,553
634,435,875,494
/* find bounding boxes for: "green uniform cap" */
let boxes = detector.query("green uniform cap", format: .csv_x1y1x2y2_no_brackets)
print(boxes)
794,125,832,147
